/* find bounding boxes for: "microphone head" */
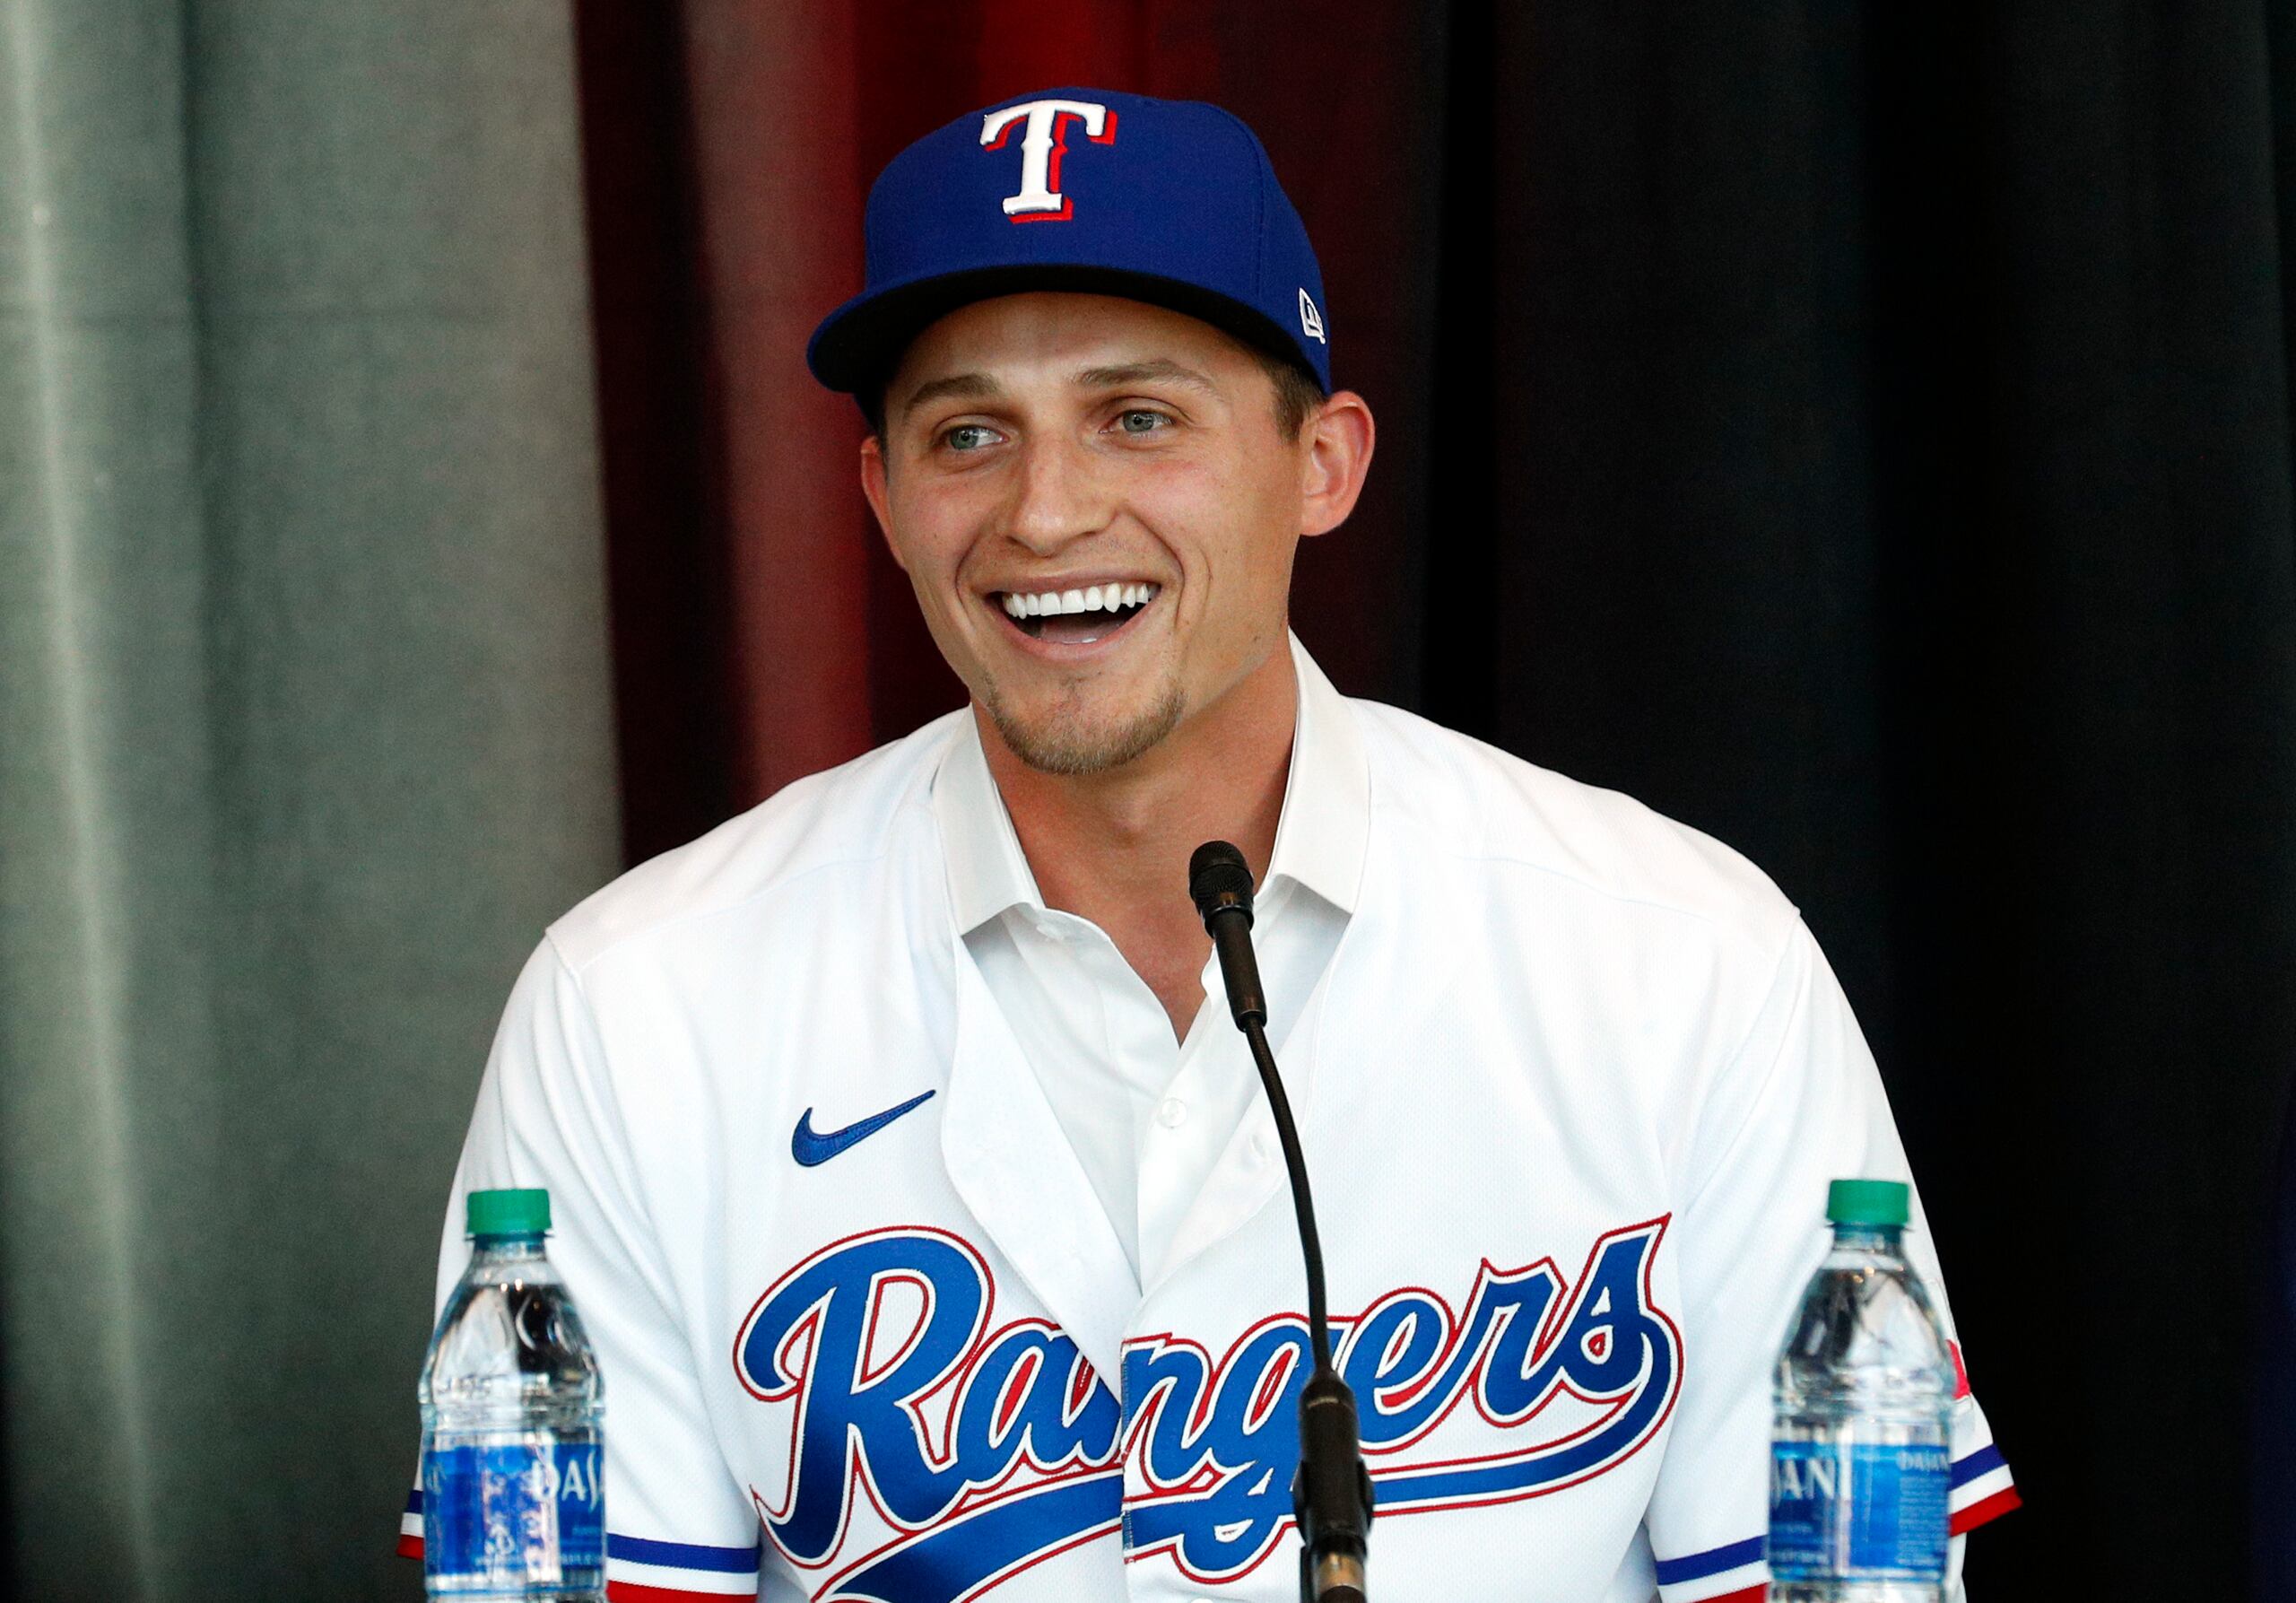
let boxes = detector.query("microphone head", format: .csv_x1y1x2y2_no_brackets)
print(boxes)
1188,840,1257,926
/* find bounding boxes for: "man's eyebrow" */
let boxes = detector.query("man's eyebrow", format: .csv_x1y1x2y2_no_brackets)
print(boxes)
1071,358,1219,394
900,371,1004,418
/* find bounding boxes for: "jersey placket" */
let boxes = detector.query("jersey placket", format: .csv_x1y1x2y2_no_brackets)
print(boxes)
1003,899,1262,1294
938,937,1138,1390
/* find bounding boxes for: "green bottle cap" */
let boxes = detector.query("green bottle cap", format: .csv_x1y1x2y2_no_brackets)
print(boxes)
1826,1178,1910,1227
466,1188,551,1238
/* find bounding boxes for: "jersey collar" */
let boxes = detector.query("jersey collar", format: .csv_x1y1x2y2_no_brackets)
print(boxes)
933,631,1371,933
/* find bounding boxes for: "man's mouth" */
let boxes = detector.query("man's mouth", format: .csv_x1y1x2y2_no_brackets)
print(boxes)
995,582,1161,645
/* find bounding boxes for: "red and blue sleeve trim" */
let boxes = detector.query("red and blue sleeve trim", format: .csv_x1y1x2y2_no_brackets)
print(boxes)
396,1486,424,1559
1952,1485,2023,1532
1654,1534,1769,1601
395,1493,765,1599
1949,1443,2006,1488
1654,1536,1764,1585
604,1530,762,1599
607,1534,762,1573
1651,1442,2013,1602
1948,1442,2021,1535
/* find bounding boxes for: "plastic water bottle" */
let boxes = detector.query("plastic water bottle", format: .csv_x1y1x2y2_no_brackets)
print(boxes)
1768,1180,1953,1601
420,1188,605,1599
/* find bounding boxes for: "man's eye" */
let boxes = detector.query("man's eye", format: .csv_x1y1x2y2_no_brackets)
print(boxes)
1117,409,1170,435
943,424,1000,452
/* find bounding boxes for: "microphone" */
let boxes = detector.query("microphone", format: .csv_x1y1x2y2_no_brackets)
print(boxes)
1188,841,1373,1603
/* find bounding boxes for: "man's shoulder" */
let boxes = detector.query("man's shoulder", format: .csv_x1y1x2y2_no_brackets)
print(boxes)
544,710,966,974
1347,696,1800,952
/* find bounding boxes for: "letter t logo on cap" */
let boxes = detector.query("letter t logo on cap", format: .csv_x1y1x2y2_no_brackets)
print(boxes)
980,99,1118,222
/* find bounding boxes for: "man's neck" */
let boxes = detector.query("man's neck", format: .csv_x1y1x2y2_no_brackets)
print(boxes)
978,643,1296,1040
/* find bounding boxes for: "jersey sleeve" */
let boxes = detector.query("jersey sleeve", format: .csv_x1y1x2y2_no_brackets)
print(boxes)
399,937,765,1600
1640,920,2017,1603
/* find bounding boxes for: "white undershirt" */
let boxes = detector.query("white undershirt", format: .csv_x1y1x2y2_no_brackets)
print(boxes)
935,635,1368,1290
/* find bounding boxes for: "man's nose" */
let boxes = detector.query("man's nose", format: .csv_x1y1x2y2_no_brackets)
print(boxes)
1004,433,1110,554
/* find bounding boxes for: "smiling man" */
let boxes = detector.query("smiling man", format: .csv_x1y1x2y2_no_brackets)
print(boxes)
410,88,2013,1602
855,291,1371,1032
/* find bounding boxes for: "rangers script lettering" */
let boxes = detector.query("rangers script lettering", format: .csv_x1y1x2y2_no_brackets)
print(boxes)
733,1222,1681,1601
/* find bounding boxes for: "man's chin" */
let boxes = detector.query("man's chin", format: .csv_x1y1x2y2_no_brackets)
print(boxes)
984,684,1187,777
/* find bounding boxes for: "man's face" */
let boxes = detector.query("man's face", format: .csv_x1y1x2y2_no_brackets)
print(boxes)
861,292,1358,776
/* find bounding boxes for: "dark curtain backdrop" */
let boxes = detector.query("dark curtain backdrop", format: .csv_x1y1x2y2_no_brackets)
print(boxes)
572,3,2296,1598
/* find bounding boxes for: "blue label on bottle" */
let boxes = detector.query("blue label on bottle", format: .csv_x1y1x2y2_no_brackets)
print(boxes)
1769,1439,1949,1581
422,1439,604,1585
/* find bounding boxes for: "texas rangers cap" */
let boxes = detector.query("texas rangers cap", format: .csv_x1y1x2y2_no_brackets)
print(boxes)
807,87,1331,397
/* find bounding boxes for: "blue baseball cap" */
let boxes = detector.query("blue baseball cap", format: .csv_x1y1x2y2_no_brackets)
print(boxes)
807,87,1331,399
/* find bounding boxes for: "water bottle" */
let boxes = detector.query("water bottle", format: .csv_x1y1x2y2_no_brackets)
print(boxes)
420,1188,605,1600
1768,1180,1953,1602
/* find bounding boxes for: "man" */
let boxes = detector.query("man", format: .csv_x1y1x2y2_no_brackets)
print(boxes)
404,88,2015,1600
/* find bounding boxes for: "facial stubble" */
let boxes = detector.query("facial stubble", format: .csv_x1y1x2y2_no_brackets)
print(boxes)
978,666,1187,776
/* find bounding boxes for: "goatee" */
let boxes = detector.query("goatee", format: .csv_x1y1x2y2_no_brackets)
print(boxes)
982,679,1187,775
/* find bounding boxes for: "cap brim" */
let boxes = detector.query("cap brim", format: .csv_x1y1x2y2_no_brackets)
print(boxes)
807,265,1327,397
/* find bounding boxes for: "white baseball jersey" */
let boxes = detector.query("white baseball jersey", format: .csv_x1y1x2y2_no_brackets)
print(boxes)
403,640,2016,1602
945,637,1359,1294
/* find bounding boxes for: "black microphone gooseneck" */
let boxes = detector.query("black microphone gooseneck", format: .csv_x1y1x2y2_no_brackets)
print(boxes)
1188,841,1374,1603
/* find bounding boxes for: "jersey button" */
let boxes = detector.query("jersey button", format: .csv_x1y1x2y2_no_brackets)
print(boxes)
1156,1096,1188,1128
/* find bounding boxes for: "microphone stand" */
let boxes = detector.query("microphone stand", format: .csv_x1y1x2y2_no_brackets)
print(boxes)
1190,841,1374,1603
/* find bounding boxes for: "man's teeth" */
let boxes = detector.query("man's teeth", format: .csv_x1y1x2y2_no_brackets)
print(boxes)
1000,582,1160,620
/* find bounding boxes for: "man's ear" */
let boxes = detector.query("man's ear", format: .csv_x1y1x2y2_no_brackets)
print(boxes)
859,434,907,571
1299,389,1377,540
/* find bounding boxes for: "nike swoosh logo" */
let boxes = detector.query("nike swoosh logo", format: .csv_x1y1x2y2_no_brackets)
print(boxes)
792,1090,937,1167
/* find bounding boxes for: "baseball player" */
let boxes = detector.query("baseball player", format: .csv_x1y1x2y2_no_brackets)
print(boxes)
402,88,2015,1601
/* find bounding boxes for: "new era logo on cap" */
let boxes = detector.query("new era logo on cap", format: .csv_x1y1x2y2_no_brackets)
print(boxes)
980,98,1118,222
807,86,1334,396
